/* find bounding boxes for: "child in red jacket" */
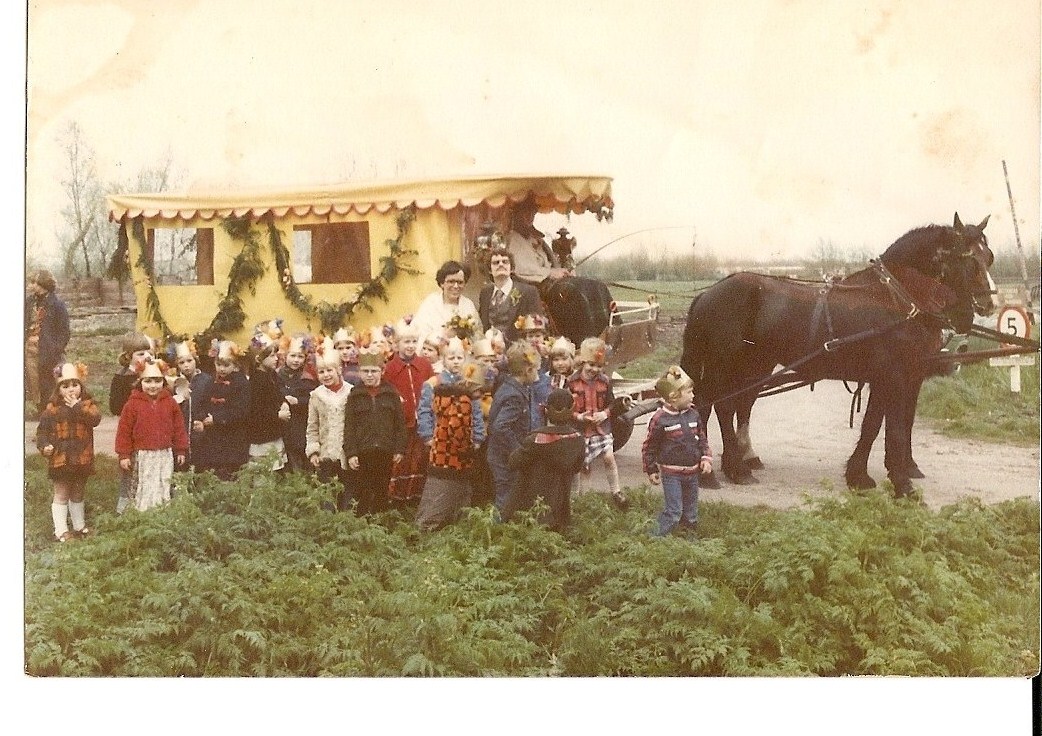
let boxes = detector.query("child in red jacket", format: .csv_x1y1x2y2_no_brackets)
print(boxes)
115,358,189,512
383,318,434,506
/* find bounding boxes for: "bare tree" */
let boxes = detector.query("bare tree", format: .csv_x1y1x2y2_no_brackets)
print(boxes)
56,121,106,278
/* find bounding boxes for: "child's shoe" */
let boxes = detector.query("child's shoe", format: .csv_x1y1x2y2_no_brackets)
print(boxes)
55,531,76,543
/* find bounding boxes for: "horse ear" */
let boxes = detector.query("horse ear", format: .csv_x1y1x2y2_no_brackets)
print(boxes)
978,214,990,230
953,212,964,230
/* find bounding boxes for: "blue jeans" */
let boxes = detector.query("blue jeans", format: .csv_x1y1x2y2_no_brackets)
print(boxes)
656,472,699,536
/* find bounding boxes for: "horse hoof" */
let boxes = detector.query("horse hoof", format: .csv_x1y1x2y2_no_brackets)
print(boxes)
725,471,759,486
700,472,722,490
744,456,765,471
845,473,877,491
906,464,925,479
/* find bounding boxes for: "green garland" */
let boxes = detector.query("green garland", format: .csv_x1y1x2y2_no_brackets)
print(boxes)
118,206,420,345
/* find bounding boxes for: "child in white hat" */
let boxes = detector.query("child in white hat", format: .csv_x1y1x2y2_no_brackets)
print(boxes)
548,336,575,391
36,362,102,541
306,337,353,510
566,337,628,510
642,366,712,538
114,358,189,511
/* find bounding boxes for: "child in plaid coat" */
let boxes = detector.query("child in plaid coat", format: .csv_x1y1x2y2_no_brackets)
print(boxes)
36,363,102,541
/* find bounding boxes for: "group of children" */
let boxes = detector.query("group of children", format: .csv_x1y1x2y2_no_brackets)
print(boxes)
35,311,715,543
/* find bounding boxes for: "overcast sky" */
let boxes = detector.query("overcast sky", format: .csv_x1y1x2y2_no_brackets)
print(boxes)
25,0,1041,267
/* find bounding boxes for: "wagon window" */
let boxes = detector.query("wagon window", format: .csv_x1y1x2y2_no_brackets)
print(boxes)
292,223,371,284
145,227,215,285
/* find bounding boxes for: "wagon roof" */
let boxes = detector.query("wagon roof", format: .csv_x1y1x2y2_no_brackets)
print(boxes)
107,174,613,223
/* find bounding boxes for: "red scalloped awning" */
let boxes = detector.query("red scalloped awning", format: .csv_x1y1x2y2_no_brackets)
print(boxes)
107,174,613,223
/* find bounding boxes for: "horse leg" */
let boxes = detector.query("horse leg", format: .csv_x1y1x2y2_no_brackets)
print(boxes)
736,397,764,471
718,398,757,485
845,384,881,490
903,377,925,479
880,378,913,498
697,400,722,489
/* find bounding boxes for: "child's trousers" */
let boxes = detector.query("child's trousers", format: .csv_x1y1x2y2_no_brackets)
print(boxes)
656,471,699,536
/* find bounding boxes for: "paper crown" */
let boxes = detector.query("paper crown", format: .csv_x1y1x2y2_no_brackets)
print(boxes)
209,339,242,363
137,358,169,381
577,337,608,365
314,337,341,370
356,345,385,368
459,360,485,390
366,325,391,347
422,332,445,349
254,318,284,341
332,326,356,346
514,313,549,333
395,316,420,340
442,336,466,356
484,328,506,351
471,338,495,358
281,333,312,356
549,336,576,358
505,341,540,375
655,365,694,398
250,331,278,356
166,339,197,362
55,362,88,384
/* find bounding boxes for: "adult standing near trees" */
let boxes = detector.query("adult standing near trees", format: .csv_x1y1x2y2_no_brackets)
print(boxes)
25,270,71,413
411,260,482,339
477,248,543,343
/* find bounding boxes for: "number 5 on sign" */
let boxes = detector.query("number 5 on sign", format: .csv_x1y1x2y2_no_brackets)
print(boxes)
999,306,1031,343
990,306,1034,393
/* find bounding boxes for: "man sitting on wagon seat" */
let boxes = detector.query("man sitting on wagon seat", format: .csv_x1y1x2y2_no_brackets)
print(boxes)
503,201,574,285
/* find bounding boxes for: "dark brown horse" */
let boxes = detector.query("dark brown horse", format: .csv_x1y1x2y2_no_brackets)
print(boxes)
681,214,995,497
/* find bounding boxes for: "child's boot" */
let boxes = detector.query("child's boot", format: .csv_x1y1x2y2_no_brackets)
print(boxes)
51,502,72,542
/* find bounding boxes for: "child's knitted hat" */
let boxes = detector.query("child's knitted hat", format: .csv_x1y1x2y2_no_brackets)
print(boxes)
545,388,575,425
549,336,576,358
332,326,357,347
55,362,87,385
655,365,694,399
356,345,384,368
577,337,608,366
314,337,342,370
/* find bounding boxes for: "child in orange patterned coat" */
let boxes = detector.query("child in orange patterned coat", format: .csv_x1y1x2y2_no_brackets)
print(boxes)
36,363,102,541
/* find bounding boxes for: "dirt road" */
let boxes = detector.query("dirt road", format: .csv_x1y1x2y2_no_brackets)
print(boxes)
25,379,1038,511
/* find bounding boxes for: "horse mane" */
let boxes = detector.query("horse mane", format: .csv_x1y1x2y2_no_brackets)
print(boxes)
879,224,957,276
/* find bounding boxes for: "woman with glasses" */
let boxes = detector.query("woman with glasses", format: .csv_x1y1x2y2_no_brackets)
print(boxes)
411,260,482,341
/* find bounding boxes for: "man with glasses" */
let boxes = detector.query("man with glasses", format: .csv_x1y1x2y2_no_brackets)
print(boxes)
478,248,544,343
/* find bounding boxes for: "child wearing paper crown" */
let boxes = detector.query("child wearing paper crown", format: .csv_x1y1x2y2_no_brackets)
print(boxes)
343,345,408,516
415,337,486,530
566,337,629,511
114,358,189,512
548,336,575,391
246,332,289,472
109,332,155,513
642,366,713,538
332,326,360,386
277,333,318,473
192,340,251,481
468,336,499,507
166,338,213,471
306,337,353,510
383,317,435,506
36,363,102,541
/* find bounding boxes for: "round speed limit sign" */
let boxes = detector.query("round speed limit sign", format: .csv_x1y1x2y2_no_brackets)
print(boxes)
997,305,1031,344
